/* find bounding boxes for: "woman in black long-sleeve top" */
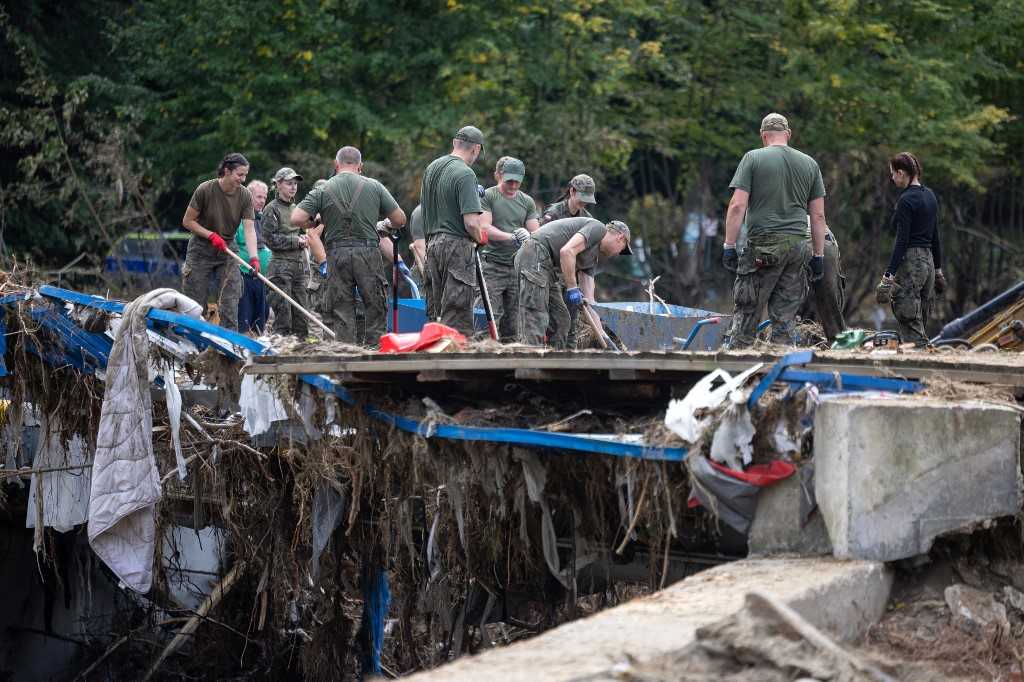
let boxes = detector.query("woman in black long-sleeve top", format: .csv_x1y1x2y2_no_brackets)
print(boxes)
876,152,945,345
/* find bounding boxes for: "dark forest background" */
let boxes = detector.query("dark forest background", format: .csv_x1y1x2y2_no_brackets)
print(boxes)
2,0,1022,323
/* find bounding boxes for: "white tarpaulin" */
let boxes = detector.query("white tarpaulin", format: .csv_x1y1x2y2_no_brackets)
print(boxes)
87,289,202,593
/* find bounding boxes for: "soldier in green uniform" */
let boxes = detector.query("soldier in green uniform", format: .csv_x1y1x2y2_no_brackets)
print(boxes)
514,217,632,348
539,174,596,225
181,153,258,331
291,146,406,345
478,156,539,338
421,125,490,335
722,113,828,348
262,167,310,337
876,152,944,345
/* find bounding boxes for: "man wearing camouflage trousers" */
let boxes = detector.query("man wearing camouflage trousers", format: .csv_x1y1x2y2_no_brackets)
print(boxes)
722,113,828,348
291,146,406,345
263,167,310,338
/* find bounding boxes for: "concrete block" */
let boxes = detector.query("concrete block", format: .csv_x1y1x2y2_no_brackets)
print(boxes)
815,396,1022,562
749,468,832,557
406,558,892,682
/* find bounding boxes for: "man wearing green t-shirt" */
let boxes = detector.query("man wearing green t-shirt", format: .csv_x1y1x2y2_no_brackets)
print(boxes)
478,156,539,338
292,146,406,345
515,217,632,347
722,113,827,348
420,125,490,335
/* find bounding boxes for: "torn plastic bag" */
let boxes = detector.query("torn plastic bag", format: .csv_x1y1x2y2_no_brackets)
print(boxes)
310,484,346,583
26,416,91,533
709,394,755,470
378,322,467,354
688,458,796,534
665,364,763,443
239,374,289,436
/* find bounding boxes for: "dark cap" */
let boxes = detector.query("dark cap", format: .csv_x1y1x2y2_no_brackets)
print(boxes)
570,174,597,204
606,220,633,255
501,157,526,182
273,167,303,183
454,125,485,150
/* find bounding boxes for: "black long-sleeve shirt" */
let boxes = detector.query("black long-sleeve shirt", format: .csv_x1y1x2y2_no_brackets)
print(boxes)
886,184,942,275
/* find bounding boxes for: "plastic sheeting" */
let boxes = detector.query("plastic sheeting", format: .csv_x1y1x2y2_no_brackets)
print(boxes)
239,374,289,436
26,415,91,533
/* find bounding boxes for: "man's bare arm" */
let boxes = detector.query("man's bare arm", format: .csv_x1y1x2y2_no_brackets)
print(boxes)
808,197,826,256
559,233,588,289
724,189,748,246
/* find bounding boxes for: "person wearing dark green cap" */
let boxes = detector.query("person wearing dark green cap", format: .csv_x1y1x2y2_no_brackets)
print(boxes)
476,155,539,338
540,174,597,225
420,125,492,335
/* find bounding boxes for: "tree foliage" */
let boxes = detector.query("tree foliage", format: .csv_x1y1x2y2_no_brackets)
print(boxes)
1,0,1022,318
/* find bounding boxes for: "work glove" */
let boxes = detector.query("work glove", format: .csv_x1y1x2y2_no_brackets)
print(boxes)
809,255,824,283
248,257,260,275
477,184,486,198
934,269,947,294
375,219,393,237
876,275,895,305
722,245,738,273
475,229,489,247
565,287,583,308
207,232,228,253
513,228,530,246
318,261,328,278
397,261,412,279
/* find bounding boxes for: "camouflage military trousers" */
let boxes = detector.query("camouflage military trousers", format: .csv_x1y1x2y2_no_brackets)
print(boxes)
475,257,517,340
514,239,571,348
267,256,310,338
425,233,477,337
324,244,388,346
181,238,243,331
725,239,811,348
809,234,846,342
891,247,934,345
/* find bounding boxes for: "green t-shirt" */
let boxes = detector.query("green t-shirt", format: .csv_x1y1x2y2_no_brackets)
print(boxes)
296,172,399,246
188,178,255,240
481,186,538,265
408,204,424,241
531,216,605,276
729,145,825,239
235,223,271,274
540,200,592,226
420,154,481,240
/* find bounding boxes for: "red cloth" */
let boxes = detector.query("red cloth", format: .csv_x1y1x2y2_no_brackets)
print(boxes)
378,322,467,353
687,459,796,509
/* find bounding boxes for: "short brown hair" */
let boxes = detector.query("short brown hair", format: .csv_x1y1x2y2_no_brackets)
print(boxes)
889,152,922,181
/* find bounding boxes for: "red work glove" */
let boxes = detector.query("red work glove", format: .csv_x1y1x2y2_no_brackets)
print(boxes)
207,232,228,253
248,257,260,275
476,228,489,246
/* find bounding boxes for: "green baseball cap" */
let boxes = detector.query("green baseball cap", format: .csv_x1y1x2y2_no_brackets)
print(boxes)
606,220,633,255
570,174,597,204
454,125,485,150
501,157,525,182
760,113,790,133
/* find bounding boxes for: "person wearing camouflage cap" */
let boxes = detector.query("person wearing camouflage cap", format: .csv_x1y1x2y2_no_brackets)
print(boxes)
540,174,597,226
514,217,631,348
420,125,492,335
475,156,540,338
721,113,828,348
262,166,311,337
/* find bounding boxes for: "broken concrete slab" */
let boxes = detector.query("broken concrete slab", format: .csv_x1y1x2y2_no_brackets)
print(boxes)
815,396,1022,562
406,558,892,682
748,467,832,557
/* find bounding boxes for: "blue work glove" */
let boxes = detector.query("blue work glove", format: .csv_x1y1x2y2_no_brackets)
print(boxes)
722,246,738,273
397,261,412,279
809,255,824,283
565,287,583,308
318,261,328,278
477,184,486,198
